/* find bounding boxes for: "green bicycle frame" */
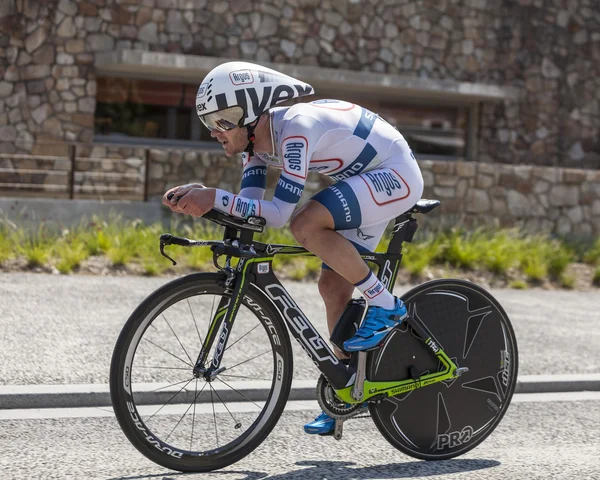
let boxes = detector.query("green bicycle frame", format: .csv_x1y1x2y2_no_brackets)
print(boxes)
191,210,459,402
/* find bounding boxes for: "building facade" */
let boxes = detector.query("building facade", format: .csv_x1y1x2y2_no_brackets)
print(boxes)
0,0,599,235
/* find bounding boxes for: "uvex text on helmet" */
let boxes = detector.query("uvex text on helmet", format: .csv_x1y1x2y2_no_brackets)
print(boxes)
195,61,314,128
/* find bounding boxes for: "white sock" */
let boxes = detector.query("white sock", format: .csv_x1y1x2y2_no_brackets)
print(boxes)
354,271,395,310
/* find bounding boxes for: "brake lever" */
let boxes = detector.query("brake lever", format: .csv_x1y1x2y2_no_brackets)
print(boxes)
159,234,177,265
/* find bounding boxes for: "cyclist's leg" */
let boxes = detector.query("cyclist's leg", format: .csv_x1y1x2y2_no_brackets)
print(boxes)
293,161,421,283
301,160,423,350
318,268,354,359
305,226,388,435
318,224,387,351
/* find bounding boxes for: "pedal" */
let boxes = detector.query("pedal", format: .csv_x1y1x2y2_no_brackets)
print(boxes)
333,420,344,440
454,367,469,377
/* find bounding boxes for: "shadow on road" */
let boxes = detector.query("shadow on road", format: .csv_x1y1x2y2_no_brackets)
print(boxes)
110,458,500,480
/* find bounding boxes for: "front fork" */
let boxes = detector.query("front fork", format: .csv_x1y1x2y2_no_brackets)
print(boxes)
193,258,247,381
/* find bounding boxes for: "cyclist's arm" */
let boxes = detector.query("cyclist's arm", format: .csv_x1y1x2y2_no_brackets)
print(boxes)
212,117,322,227
238,153,267,200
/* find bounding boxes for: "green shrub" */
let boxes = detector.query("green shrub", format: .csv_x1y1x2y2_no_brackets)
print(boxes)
559,273,575,289
55,239,89,274
481,231,519,275
520,252,547,283
442,229,484,270
509,279,528,289
584,238,600,265
593,267,600,287
402,233,444,276
546,242,573,278
19,226,53,268
0,222,17,265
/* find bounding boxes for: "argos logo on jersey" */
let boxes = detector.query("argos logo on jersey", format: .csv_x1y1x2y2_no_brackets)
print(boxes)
231,197,259,218
362,168,410,205
281,136,308,179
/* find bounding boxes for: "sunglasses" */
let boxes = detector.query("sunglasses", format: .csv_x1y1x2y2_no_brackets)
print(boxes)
199,106,244,133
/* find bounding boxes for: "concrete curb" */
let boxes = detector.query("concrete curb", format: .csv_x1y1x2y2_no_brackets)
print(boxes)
1,375,599,410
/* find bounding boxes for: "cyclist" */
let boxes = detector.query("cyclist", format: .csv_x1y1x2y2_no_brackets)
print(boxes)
163,61,424,435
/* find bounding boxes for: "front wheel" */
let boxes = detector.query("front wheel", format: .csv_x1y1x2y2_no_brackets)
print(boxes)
110,273,293,472
368,279,518,460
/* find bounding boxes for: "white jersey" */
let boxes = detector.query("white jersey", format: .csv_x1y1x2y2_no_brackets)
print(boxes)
213,99,419,228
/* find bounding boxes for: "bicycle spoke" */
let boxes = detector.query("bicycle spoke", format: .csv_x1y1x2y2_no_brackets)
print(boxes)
136,366,190,371
187,298,204,347
215,377,264,410
224,323,261,353
146,377,195,422
164,380,208,443
225,350,271,372
210,385,219,448
209,382,243,432
147,378,193,393
219,373,272,381
191,379,198,451
162,313,193,365
143,337,193,368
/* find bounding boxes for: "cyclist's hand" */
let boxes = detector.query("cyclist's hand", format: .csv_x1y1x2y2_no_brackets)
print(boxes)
162,183,205,210
175,188,216,217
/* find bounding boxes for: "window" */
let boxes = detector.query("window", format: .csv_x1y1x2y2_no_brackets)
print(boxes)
296,93,468,159
94,77,210,144
95,76,468,158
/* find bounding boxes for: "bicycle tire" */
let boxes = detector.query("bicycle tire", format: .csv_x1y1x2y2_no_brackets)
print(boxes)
110,273,293,472
368,279,518,460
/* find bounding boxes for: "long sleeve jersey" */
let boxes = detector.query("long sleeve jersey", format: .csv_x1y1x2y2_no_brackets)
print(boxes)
212,99,414,228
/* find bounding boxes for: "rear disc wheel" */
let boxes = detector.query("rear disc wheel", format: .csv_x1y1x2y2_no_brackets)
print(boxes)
368,279,518,460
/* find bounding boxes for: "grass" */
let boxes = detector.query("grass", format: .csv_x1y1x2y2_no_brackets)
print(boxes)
583,237,600,265
593,268,600,287
508,279,528,289
0,220,17,265
0,216,598,289
401,234,444,276
559,272,576,289
18,226,53,268
55,238,89,273
443,228,485,270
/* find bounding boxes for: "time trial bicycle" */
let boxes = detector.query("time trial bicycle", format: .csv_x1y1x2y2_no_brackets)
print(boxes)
110,198,518,472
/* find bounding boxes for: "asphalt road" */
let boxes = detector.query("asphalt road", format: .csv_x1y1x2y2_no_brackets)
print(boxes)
0,392,599,479
0,272,599,386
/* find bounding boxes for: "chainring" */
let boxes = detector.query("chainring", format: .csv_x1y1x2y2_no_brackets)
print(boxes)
316,374,364,420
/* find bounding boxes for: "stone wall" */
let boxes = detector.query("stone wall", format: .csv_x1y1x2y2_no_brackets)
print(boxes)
419,160,600,236
3,145,598,236
1,0,599,169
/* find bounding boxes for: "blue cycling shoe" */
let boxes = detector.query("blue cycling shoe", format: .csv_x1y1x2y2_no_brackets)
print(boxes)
304,411,335,435
343,298,407,352
304,403,369,435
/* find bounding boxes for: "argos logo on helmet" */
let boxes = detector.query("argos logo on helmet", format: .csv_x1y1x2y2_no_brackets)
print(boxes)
230,70,254,85
197,83,209,98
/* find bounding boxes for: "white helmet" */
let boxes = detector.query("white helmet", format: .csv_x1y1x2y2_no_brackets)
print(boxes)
195,61,314,133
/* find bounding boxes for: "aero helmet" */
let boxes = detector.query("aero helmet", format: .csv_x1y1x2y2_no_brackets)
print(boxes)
195,61,314,154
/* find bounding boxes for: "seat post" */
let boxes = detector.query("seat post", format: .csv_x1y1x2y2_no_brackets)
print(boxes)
386,213,419,255
375,213,419,293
